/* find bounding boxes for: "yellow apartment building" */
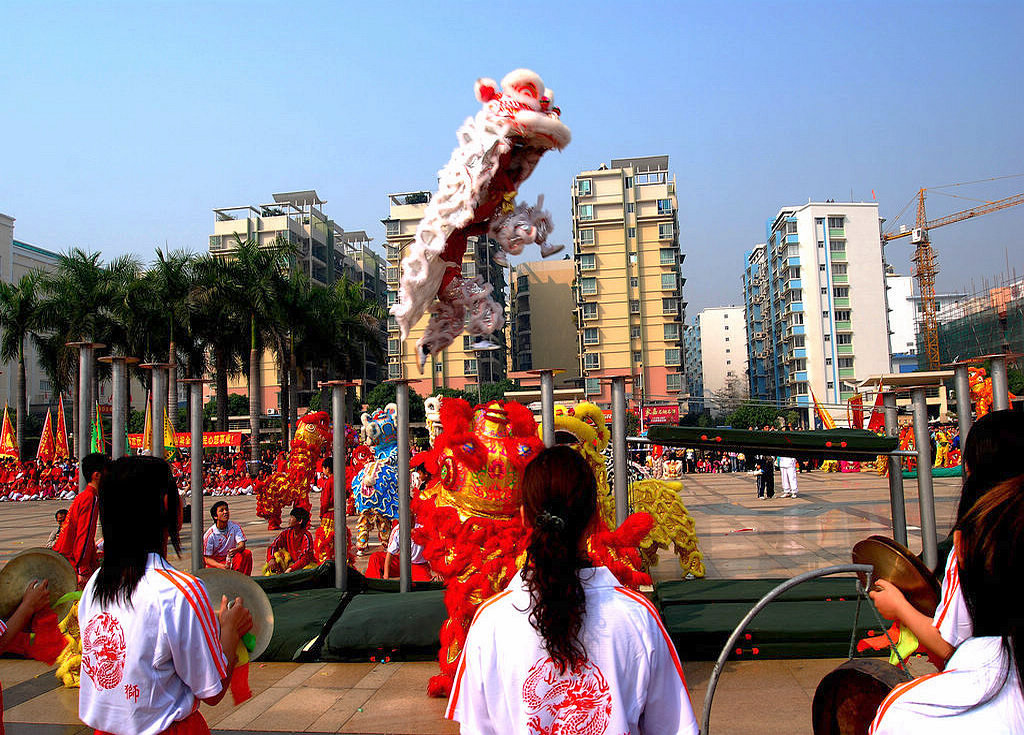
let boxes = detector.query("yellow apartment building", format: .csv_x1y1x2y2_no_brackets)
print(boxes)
511,259,580,387
383,192,507,396
572,156,686,409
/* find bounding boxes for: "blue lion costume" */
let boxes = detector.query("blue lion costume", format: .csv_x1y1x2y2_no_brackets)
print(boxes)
351,403,400,553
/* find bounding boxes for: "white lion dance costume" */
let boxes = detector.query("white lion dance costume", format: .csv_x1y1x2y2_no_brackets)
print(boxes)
391,69,571,369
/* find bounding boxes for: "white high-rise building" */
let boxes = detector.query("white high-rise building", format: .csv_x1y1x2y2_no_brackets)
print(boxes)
696,306,747,417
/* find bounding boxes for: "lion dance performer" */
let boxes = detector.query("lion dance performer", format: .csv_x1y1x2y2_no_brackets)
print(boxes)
390,68,571,370
351,405,399,554
256,411,331,530
413,398,653,697
313,429,369,565
547,403,705,578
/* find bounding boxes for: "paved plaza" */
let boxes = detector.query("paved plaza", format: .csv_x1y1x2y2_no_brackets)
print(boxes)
0,469,960,734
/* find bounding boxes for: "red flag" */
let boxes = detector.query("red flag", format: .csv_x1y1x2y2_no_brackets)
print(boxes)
867,383,886,433
36,409,55,462
848,394,864,429
55,395,69,460
0,405,17,459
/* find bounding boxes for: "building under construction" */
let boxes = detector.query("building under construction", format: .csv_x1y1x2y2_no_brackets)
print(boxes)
923,273,1024,364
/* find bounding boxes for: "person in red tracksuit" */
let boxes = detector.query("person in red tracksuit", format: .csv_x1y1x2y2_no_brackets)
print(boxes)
54,453,109,587
265,507,314,574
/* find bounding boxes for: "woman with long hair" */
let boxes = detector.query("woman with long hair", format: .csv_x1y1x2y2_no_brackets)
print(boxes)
870,474,1024,732
871,410,1024,665
446,445,697,734
77,457,252,735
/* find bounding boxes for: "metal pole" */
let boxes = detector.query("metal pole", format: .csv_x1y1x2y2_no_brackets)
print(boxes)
611,377,628,527
111,359,127,460
396,382,411,593
189,384,203,574
953,364,973,453
911,387,938,569
882,393,908,546
151,367,166,459
540,370,555,448
990,355,1010,412
78,344,93,492
332,384,348,591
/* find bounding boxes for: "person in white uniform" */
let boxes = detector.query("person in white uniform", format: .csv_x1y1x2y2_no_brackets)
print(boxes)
78,457,253,735
777,456,798,497
870,410,1024,665
869,474,1024,734
446,445,698,735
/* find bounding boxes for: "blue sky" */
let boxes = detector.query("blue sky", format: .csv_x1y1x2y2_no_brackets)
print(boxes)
2,1,1022,315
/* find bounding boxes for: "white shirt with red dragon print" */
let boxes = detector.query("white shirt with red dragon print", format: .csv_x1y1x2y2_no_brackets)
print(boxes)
447,566,698,735
78,554,228,735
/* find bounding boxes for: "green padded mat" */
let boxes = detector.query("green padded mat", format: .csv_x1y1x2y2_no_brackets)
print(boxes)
254,561,338,593
323,589,447,662
903,466,962,479
654,577,862,608
263,587,349,662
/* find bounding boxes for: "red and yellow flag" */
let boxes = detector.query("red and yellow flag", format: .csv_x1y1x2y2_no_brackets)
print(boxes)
811,388,837,430
36,409,55,463
141,392,152,455
867,381,887,433
0,405,18,459
54,395,69,460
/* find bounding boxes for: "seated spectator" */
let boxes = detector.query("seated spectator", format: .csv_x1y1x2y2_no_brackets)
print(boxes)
264,507,315,575
365,519,433,582
46,508,68,548
202,500,253,574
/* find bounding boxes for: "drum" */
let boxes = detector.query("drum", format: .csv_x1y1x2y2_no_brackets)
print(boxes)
812,658,912,735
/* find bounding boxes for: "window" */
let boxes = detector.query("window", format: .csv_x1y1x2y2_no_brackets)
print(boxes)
724,325,729,330
662,298,677,315
585,377,601,394
388,316,398,331
838,357,854,368
624,177,633,188
435,362,444,374
788,266,801,279
725,336,730,341
786,221,798,234
822,310,830,319
580,277,597,295
661,273,677,289
386,266,399,282
631,325,641,339
818,240,824,249
657,199,673,215
580,253,596,271
578,204,594,221
385,220,400,236
824,334,831,342
793,335,805,347
658,223,675,240
462,262,476,278
831,263,848,275
827,382,834,390
726,359,731,365
633,351,642,363
578,228,595,246
667,374,682,392
821,287,828,295
387,291,397,307
583,327,599,345
463,336,473,350
827,216,844,229
464,359,478,375
825,357,833,366
664,324,679,340
388,339,400,356
833,286,849,298
583,302,598,319
835,310,851,321
577,179,592,196
628,253,638,265
584,353,601,370
819,264,826,272
627,227,637,239
630,276,639,287
387,244,400,259
660,248,676,265
830,240,846,252
836,334,852,345
665,349,681,366
630,299,641,314
723,313,728,318
627,203,635,214
725,348,731,354
794,383,808,395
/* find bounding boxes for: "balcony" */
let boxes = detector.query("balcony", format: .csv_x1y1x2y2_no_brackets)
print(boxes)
835,320,852,331
832,274,849,284
829,228,845,239
830,249,847,261
837,344,854,355
833,297,850,308
839,368,856,379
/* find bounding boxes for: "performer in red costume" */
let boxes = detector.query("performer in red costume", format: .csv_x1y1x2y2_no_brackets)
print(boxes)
256,412,331,530
265,507,315,574
54,453,109,587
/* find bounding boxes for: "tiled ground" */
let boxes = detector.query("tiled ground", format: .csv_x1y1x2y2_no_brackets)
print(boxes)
0,469,960,734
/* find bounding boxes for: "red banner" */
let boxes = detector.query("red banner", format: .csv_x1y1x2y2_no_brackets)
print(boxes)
643,405,679,425
127,432,243,449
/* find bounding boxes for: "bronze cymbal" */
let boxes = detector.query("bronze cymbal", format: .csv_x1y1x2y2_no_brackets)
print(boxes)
852,535,941,617
195,568,274,660
0,548,77,621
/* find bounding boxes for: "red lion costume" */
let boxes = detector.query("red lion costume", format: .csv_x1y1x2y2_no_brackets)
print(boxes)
257,411,331,530
413,398,652,697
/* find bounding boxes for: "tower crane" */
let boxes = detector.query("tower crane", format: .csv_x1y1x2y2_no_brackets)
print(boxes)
882,188,1024,370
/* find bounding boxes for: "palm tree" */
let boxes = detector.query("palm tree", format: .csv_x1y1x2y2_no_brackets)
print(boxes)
329,276,387,381
150,249,196,429
0,272,44,460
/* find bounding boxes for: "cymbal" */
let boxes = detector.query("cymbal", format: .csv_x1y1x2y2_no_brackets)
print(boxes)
195,568,274,661
0,548,77,621
852,535,941,617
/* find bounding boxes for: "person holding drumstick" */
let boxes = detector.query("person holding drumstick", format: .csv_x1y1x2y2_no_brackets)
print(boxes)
77,457,252,735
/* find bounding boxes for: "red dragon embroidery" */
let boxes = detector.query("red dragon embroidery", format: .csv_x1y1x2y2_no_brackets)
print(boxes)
82,612,127,690
522,657,613,735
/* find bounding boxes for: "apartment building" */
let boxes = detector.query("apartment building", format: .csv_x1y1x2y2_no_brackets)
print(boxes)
886,273,967,373
383,192,507,395
510,259,579,387
571,156,686,410
696,306,747,417
682,319,703,415
207,190,387,410
742,202,891,428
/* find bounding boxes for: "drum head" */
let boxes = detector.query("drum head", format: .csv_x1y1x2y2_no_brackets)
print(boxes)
852,535,941,617
0,548,77,621
195,568,274,661
812,659,912,735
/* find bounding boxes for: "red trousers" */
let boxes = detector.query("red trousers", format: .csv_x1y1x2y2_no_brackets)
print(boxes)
365,552,432,582
96,709,210,735
206,549,253,575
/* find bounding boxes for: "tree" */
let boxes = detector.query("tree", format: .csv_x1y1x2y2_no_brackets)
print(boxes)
0,272,44,459
725,400,781,430
713,374,749,418
478,378,518,404
364,381,426,423
150,249,197,429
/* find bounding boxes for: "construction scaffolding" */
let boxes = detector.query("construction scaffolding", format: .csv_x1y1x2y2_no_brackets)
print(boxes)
920,272,1024,365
